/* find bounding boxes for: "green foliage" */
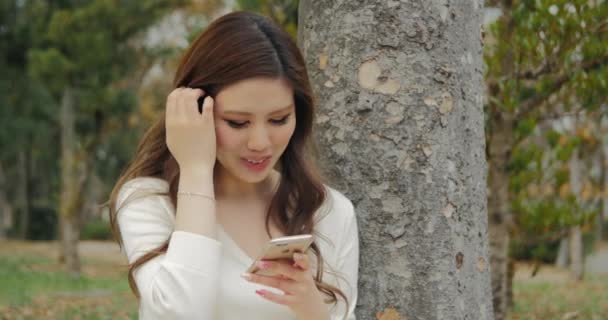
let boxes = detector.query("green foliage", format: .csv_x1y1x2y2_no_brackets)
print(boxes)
514,116,537,140
544,129,561,148
485,0,608,257
27,48,75,93
27,207,58,241
555,136,580,162
30,0,183,96
554,167,569,187
514,197,573,231
486,1,608,116
81,219,113,240
509,237,559,263
0,0,184,238
508,143,543,193
236,0,299,38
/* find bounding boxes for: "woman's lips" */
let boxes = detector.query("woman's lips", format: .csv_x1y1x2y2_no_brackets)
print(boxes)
241,156,271,172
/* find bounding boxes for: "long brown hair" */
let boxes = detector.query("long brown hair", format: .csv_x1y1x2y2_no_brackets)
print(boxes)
106,11,348,311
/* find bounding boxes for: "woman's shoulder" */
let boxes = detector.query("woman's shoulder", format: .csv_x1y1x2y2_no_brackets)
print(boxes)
315,184,356,228
121,176,169,192
116,176,171,210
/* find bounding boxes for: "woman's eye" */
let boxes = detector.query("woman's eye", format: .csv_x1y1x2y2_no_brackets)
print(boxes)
226,120,247,128
270,115,290,125
225,115,290,129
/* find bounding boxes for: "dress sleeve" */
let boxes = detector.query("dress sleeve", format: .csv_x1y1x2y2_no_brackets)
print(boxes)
330,200,359,320
116,178,222,320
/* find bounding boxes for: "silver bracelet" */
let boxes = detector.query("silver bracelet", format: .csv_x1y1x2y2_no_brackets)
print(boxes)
177,191,215,201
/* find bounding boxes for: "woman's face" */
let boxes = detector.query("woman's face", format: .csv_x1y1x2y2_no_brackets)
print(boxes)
213,77,296,183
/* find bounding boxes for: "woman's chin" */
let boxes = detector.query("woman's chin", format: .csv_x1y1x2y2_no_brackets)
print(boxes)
238,169,271,183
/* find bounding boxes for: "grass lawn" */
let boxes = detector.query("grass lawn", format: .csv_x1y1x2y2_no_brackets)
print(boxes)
0,241,606,319
509,263,608,320
0,241,137,320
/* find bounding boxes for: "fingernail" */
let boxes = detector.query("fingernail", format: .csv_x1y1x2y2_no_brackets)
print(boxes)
256,261,270,269
241,273,252,281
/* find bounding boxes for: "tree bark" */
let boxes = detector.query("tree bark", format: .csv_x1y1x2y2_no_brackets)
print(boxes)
59,86,87,277
486,2,516,318
0,161,12,239
568,142,584,280
83,173,104,221
598,141,607,243
16,147,31,239
555,237,569,268
487,111,514,320
299,1,493,319
568,226,584,280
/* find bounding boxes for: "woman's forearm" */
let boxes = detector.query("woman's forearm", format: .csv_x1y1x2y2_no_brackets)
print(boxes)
174,170,217,238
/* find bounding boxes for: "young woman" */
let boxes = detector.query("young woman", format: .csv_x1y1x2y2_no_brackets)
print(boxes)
108,11,358,320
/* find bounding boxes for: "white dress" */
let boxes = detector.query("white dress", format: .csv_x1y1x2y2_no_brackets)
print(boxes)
116,177,359,320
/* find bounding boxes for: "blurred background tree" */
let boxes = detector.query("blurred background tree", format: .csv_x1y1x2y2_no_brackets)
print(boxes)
1,0,607,319
236,0,298,37
0,0,218,276
484,1,607,319
0,0,297,246
0,0,60,242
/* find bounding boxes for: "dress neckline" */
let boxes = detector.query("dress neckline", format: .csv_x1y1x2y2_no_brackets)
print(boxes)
217,224,256,265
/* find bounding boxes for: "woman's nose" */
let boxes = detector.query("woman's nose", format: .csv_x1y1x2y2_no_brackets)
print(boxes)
247,126,271,151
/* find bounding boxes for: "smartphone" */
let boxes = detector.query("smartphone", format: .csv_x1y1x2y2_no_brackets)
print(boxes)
245,234,314,276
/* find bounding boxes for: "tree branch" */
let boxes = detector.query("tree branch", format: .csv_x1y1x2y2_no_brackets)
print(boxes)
515,55,608,122
517,60,556,80
518,19,607,81
536,108,608,124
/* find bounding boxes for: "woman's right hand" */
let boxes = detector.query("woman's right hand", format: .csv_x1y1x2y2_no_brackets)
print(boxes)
165,87,216,175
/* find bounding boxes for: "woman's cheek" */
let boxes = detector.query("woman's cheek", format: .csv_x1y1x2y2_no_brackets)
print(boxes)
215,124,240,151
276,121,296,146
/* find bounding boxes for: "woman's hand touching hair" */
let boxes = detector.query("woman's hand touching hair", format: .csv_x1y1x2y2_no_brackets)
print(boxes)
165,87,216,176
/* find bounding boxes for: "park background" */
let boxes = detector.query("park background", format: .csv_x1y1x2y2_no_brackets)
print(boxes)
0,0,606,319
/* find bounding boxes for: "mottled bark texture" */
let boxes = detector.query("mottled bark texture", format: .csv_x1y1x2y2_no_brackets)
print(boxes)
485,1,520,317
298,1,493,319
600,142,608,242
486,113,513,320
16,148,31,239
59,86,87,277
568,132,584,281
0,161,11,239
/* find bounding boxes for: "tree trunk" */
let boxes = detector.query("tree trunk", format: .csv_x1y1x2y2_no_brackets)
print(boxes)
485,2,517,318
83,173,104,221
16,147,31,239
568,144,584,280
598,142,607,243
299,1,493,319
555,237,569,268
0,161,12,239
487,112,514,320
59,86,86,277
506,258,514,308
568,226,584,280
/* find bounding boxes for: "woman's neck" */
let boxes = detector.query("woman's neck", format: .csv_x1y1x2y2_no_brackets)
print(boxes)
213,167,280,201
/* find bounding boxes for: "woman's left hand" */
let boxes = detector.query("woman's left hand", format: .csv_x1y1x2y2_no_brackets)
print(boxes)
241,252,330,320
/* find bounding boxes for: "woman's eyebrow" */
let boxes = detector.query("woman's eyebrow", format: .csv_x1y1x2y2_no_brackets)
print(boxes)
222,104,293,116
